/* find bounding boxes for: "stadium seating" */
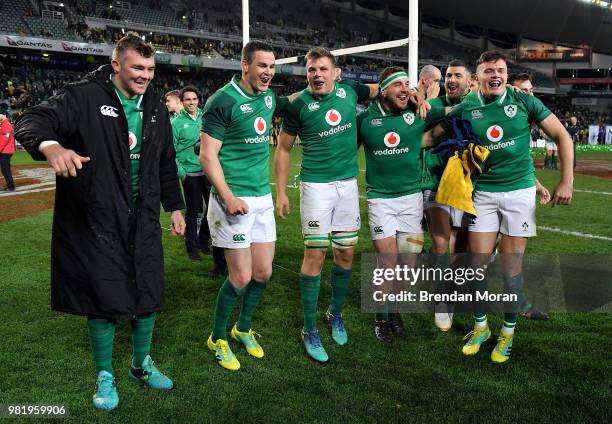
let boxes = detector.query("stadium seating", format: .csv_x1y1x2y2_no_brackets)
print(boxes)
0,0,32,35
23,16,76,41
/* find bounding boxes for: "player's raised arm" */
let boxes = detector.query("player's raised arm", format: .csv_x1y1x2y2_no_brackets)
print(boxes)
199,132,248,215
275,130,296,219
538,114,574,207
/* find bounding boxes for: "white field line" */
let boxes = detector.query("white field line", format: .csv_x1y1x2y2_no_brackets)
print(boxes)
0,186,56,197
539,226,612,242
574,189,612,196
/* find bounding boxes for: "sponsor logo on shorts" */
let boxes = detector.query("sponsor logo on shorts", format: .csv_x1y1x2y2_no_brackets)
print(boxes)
308,220,320,228
403,112,415,125
522,222,529,231
240,104,253,113
233,234,246,242
100,105,119,118
486,125,504,142
373,226,383,234
265,95,273,109
471,110,483,119
504,104,517,118
325,109,342,126
371,118,382,127
308,102,320,112
254,117,267,135
469,217,477,225
336,88,347,99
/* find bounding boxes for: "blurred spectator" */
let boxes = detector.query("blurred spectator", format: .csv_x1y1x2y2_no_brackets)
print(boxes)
0,113,16,191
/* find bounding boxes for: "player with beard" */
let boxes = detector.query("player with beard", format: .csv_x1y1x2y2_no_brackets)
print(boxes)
422,59,471,332
424,51,573,363
275,47,427,362
199,41,290,371
357,67,448,343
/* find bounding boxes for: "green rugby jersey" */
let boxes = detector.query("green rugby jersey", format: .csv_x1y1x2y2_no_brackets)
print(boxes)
421,95,461,192
358,101,446,199
444,89,551,192
171,107,203,178
202,75,288,197
112,80,143,204
282,79,370,183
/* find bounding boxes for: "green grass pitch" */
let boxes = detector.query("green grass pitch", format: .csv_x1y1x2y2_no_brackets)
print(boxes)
0,147,610,422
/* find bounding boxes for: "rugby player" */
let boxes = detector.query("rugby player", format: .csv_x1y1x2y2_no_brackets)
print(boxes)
469,74,480,95
424,51,573,363
422,59,471,332
417,64,442,100
275,47,426,362
165,90,182,117
199,41,289,371
357,66,448,343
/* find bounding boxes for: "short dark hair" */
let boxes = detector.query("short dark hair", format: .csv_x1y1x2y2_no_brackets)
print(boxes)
378,66,406,85
305,47,336,66
112,31,155,62
179,85,200,101
241,41,275,64
446,59,471,77
477,50,507,66
508,73,532,85
165,90,180,100
448,59,468,69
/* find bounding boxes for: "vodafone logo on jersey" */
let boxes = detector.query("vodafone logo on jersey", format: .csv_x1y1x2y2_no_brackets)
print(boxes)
128,131,137,150
383,132,401,148
325,109,342,126
486,125,504,142
254,117,267,135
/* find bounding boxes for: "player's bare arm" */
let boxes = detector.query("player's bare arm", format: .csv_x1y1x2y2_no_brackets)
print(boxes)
199,132,249,215
274,130,296,220
421,124,448,148
538,114,574,207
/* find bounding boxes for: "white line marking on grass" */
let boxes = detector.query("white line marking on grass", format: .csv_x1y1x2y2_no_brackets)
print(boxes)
539,226,612,242
272,262,301,276
0,185,56,196
574,189,612,196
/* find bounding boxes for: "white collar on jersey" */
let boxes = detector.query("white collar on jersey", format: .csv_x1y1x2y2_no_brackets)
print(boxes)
230,75,266,100
477,88,507,107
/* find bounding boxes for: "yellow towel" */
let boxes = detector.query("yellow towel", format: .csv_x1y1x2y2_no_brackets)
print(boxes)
434,144,490,216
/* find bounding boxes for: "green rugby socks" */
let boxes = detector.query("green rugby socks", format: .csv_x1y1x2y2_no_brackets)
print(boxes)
237,279,267,332
87,318,116,374
131,312,156,368
212,278,244,341
299,273,321,332
330,263,351,316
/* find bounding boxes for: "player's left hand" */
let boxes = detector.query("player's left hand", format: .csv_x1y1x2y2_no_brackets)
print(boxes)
170,210,186,236
536,182,551,205
551,181,573,207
